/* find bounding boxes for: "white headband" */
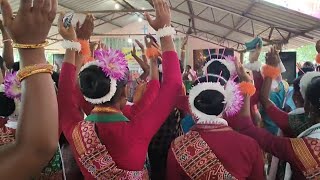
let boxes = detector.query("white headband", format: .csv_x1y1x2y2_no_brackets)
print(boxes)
202,58,237,79
79,61,118,104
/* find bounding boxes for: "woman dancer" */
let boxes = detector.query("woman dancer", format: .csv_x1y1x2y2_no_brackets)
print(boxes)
58,0,182,179
167,59,264,179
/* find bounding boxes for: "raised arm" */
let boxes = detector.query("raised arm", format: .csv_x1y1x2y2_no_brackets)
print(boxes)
131,42,150,81
131,0,182,140
0,0,58,178
180,35,188,64
58,14,92,134
259,49,290,133
128,51,160,117
75,15,94,115
0,20,14,69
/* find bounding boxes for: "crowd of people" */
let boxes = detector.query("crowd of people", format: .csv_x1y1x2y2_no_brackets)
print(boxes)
0,0,320,179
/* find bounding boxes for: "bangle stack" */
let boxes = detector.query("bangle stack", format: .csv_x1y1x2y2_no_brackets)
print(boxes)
13,41,49,49
17,64,53,82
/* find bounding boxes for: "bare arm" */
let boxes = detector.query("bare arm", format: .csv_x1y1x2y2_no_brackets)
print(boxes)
149,56,159,81
132,40,150,81
0,0,58,178
260,76,273,108
180,36,188,64
133,54,150,81
0,21,14,69
235,59,252,118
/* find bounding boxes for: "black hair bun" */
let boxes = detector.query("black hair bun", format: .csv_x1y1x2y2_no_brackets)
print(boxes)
12,62,20,72
192,75,226,116
79,65,111,99
0,92,15,117
305,76,320,110
204,60,230,81
194,90,225,116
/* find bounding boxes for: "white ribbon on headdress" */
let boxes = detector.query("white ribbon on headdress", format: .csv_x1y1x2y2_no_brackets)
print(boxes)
188,82,228,126
299,71,320,100
79,61,118,104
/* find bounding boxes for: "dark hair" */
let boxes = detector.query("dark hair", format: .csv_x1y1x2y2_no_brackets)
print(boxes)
52,72,60,88
192,75,226,116
0,92,15,117
0,56,4,69
293,76,302,93
298,67,315,77
205,60,230,81
12,62,20,72
316,66,320,72
79,65,128,104
186,65,191,69
179,60,184,74
303,61,314,69
305,76,320,113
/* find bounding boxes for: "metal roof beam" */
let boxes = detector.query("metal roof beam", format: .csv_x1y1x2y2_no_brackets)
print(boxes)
186,0,197,35
47,13,128,46
171,20,244,46
176,29,239,51
188,0,313,40
171,7,255,38
223,1,257,38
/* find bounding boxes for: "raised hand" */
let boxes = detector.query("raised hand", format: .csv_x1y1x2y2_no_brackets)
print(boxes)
58,13,77,41
135,39,145,52
249,44,262,63
182,35,188,47
76,14,94,40
1,0,57,44
131,44,137,57
144,34,154,48
145,0,171,31
235,57,252,82
266,47,280,67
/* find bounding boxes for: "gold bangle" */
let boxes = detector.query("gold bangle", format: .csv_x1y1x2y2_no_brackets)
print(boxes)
13,41,49,49
17,64,53,82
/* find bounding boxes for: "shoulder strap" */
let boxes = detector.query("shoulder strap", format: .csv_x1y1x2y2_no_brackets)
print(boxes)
171,131,237,180
290,138,320,179
71,121,146,180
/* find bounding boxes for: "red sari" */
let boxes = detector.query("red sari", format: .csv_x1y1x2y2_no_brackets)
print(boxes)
58,51,182,179
166,124,265,180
